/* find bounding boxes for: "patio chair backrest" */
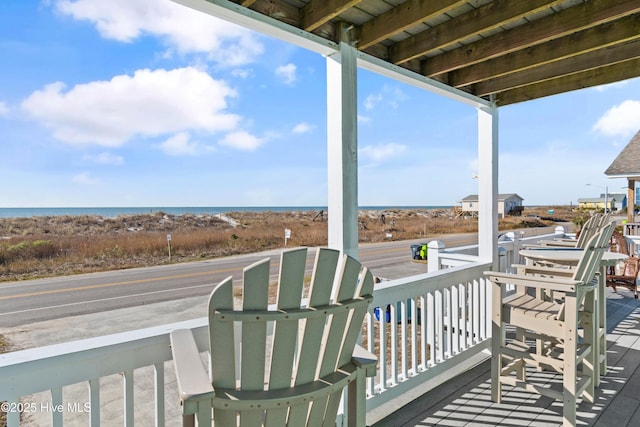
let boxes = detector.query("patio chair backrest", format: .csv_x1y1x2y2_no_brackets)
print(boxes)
571,220,615,285
575,213,609,248
207,247,374,426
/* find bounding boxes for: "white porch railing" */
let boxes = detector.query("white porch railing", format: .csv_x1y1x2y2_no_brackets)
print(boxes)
0,229,567,426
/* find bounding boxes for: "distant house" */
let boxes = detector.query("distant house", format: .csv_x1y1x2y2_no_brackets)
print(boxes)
576,196,621,212
577,193,626,212
605,129,640,222
459,193,524,218
610,193,628,211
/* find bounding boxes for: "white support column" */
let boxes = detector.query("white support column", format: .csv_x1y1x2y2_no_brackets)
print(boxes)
477,99,499,266
327,41,359,258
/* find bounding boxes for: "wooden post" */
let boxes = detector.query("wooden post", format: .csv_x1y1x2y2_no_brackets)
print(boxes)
327,31,359,259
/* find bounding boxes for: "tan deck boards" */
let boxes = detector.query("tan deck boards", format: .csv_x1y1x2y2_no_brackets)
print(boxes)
373,288,640,427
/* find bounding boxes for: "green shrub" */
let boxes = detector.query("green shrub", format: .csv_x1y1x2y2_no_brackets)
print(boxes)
6,240,56,261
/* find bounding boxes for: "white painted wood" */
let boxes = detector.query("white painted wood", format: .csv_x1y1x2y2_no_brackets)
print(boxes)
170,0,337,56
356,51,488,109
327,42,359,258
0,251,507,426
477,100,499,266
124,370,134,427
89,378,100,427
154,363,165,427
51,387,62,427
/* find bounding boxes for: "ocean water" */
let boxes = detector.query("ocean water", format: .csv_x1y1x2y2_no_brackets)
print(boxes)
0,206,451,219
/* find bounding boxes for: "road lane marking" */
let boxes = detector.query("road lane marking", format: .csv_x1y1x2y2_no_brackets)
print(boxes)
0,283,218,317
0,247,409,302
0,267,240,301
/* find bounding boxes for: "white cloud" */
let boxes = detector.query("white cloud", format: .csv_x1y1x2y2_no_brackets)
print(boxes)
364,93,382,111
21,67,240,147
292,122,313,134
0,101,9,116
231,69,252,79
593,100,640,138
275,64,297,85
363,86,407,111
219,130,264,151
358,114,371,124
159,132,208,156
359,143,407,162
593,81,629,92
54,0,264,66
84,152,124,165
72,171,99,185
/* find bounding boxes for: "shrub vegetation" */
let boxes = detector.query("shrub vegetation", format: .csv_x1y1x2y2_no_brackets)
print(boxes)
0,206,581,282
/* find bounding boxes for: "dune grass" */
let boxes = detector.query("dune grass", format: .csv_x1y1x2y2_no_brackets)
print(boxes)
0,206,581,282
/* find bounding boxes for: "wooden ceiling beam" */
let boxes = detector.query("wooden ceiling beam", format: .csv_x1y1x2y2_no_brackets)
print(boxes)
421,0,640,76
451,13,640,88
390,0,565,65
497,57,640,106
357,0,467,50
247,0,301,26
476,39,640,97
301,0,362,32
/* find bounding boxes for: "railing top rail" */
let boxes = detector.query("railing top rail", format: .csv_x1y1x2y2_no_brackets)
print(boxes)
372,261,491,302
0,318,208,400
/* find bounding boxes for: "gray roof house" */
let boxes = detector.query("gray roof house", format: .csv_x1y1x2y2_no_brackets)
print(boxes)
459,193,524,218
605,129,640,222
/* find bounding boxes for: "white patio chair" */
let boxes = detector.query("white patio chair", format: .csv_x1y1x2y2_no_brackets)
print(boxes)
535,213,609,248
170,247,376,427
485,221,615,427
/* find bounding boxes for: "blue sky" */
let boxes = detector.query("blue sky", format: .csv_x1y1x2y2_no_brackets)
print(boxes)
1,0,639,208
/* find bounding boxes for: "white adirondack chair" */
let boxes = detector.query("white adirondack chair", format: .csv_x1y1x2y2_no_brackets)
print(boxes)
536,213,609,248
485,221,615,427
170,247,376,427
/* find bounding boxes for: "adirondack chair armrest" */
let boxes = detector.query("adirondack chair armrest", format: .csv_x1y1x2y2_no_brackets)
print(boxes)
530,239,577,248
485,271,581,292
352,344,377,377
170,329,214,407
511,263,574,277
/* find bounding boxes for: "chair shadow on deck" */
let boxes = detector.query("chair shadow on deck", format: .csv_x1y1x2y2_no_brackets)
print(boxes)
373,289,640,427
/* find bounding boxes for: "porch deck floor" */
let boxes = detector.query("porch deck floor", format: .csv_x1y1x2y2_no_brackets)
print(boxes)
373,287,640,427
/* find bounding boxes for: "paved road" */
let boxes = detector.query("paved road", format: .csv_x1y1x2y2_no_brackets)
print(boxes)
0,228,558,327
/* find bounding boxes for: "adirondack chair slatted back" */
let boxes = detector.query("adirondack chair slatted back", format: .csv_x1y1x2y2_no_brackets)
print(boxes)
571,220,615,285
553,221,615,321
206,247,374,426
575,213,610,248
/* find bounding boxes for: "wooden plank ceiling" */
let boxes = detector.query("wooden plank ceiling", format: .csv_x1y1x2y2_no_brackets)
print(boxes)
233,0,640,106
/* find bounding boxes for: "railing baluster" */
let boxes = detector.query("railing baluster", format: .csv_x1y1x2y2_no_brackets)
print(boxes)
419,295,426,370
378,309,387,392
154,363,165,426
400,299,408,380
410,297,417,376
123,370,134,426
427,292,435,366
89,378,100,426
445,288,452,358
480,278,488,340
452,285,460,355
472,279,480,344
365,311,375,396
460,283,468,350
51,387,63,427
390,303,398,386
435,290,443,362
6,400,19,427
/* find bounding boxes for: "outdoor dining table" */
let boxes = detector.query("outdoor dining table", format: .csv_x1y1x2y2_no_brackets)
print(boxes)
518,248,627,384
